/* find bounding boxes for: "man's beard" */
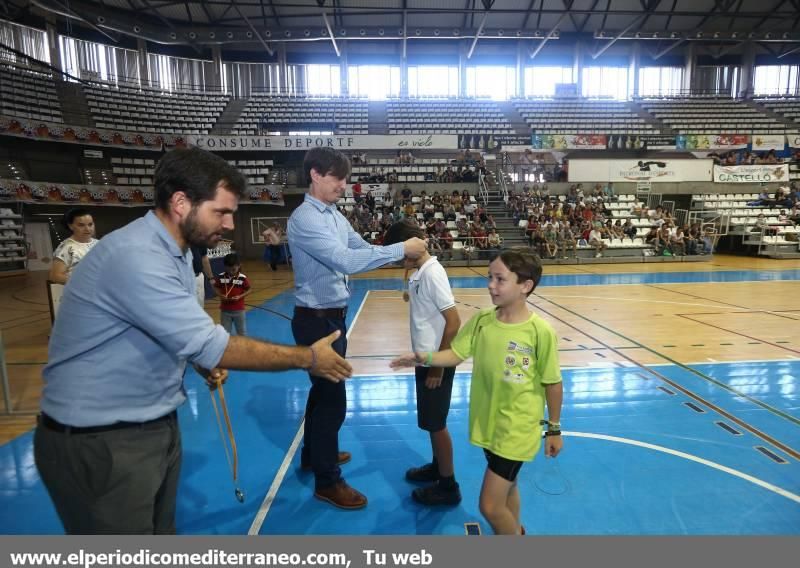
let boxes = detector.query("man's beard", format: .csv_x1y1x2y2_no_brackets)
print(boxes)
180,206,219,248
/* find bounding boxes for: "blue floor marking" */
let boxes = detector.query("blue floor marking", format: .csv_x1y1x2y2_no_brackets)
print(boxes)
1,268,798,534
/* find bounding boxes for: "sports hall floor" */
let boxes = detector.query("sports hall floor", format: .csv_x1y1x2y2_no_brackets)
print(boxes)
0,255,798,535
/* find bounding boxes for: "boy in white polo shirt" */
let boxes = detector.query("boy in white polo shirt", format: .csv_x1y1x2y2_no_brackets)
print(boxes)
384,220,462,506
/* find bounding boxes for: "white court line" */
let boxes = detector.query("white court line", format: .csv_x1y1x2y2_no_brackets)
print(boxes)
567,431,800,505
647,357,800,368
247,291,371,536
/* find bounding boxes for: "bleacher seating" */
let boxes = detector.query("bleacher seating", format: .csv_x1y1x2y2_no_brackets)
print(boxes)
86,84,228,134
0,65,63,123
110,156,155,187
234,95,369,135
514,99,655,134
754,98,800,129
386,99,512,134
637,96,785,133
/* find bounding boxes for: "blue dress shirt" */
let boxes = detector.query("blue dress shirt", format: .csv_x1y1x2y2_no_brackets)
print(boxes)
288,194,405,309
41,210,230,426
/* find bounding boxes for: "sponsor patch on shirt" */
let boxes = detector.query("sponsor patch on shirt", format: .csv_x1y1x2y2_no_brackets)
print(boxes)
504,355,516,367
507,341,533,355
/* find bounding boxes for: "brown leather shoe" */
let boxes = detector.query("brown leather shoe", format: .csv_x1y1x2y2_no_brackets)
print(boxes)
314,480,368,510
301,451,351,471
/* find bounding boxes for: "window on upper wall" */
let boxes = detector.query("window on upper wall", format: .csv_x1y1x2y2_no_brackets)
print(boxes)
465,66,517,100
305,64,341,96
408,66,459,97
638,67,683,96
0,20,50,65
347,65,401,99
582,66,629,100
524,66,575,97
754,65,800,96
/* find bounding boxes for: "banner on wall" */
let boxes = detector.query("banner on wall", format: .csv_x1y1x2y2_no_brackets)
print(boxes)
0,116,182,150
0,179,285,206
605,134,677,151
187,134,458,151
713,164,790,183
458,134,531,151
750,135,786,152
345,183,391,201
676,134,749,150
569,159,713,183
531,134,607,150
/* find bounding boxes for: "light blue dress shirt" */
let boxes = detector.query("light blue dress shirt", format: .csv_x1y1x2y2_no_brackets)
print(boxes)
41,210,230,426
288,194,405,309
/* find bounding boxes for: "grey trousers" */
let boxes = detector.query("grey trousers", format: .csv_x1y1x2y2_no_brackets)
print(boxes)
221,309,247,335
33,413,181,534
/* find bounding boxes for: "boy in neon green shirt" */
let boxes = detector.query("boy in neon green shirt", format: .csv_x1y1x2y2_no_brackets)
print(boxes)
391,250,563,535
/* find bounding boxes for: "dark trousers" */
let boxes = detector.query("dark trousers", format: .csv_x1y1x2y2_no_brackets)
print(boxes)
291,311,348,489
33,412,181,534
268,245,282,269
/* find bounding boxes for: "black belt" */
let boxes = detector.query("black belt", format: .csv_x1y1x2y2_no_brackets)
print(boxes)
294,306,347,319
39,411,177,435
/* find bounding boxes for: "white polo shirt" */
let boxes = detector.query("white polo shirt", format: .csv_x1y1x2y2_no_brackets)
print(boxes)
408,256,456,353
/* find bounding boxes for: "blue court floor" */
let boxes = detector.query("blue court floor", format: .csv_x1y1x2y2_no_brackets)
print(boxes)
0,269,798,534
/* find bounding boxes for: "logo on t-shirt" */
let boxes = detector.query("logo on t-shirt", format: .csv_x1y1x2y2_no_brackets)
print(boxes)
522,357,531,370
507,341,533,355
504,355,516,367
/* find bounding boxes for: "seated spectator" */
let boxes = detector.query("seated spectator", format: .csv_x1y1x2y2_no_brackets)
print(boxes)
439,228,453,259
543,224,559,259
456,217,470,237
603,182,616,201
487,229,502,250
558,224,577,259
671,226,686,256
657,224,673,255
400,186,412,202
352,181,363,203
644,226,660,253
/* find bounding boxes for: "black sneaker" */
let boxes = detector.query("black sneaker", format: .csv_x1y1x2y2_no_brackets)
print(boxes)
412,482,462,506
405,463,439,483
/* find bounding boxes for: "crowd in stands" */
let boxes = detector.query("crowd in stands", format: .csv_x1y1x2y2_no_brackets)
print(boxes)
350,149,489,185
747,183,799,211
510,183,716,258
339,187,499,259
707,148,799,166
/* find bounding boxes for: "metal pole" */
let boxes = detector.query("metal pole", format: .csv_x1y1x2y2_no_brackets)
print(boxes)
1,331,12,413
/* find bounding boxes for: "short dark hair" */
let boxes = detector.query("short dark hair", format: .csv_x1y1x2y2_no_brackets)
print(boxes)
154,147,247,211
492,249,543,296
63,207,92,229
223,252,240,267
383,219,424,246
303,147,351,186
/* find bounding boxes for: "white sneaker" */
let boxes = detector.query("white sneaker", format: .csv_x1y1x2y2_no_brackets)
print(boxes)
595,252,602,258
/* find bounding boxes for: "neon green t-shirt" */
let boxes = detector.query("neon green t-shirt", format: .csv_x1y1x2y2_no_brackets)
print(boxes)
451,307,562,461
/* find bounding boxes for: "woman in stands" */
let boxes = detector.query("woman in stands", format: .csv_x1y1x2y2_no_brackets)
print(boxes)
49,208,99,285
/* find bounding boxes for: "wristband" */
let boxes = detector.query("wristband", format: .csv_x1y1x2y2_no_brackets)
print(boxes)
544,430,562,437
308,346,317,370
426,351,434,367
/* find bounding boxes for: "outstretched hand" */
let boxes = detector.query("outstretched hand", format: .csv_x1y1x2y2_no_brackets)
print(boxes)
310,330,353,383
390,352,422,369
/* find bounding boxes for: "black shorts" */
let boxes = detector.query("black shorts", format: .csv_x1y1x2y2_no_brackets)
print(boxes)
483,449,524,482
414,366,456,432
